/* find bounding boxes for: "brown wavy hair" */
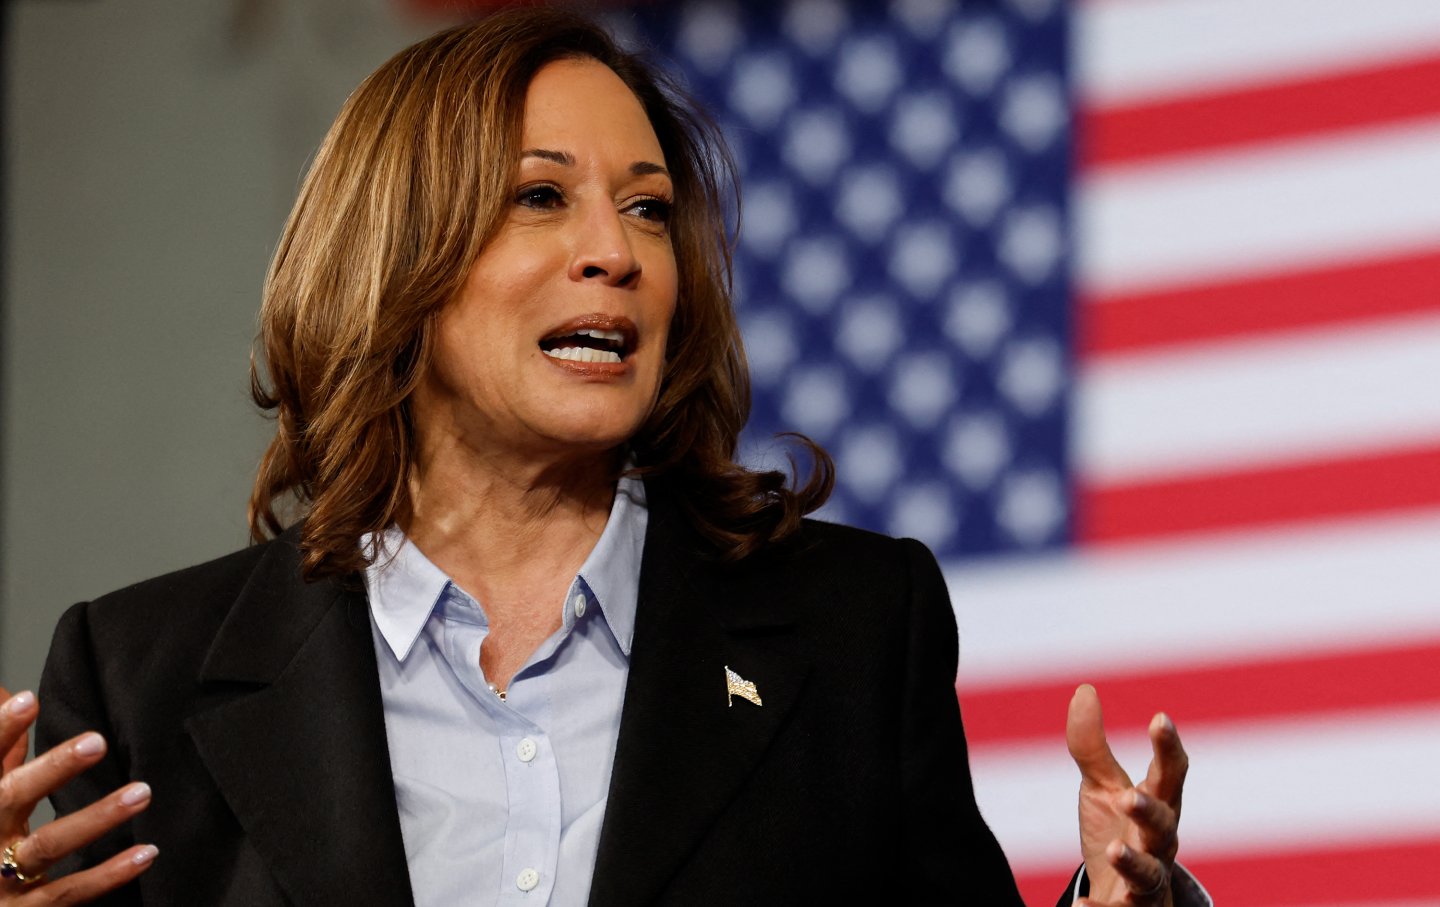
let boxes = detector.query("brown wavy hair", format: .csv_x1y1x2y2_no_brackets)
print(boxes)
249,8,832,578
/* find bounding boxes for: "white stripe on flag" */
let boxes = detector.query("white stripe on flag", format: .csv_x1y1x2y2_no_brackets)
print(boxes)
1074,313,1440,482
1076,119,1440,295
1079,0,1440,105
946,508,1440,686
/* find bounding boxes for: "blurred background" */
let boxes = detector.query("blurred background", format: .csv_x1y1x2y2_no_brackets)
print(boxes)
3,0,1438,904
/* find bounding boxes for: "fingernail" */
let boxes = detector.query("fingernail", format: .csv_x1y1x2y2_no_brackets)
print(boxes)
132,845,158,866
1155,712,1175,733
3,691,35,716
1131,790,1151,812
73,732,105,757
121,782,151,807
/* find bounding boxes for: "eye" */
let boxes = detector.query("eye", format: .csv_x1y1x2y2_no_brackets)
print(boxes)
627,197,672,225
516,184,564,210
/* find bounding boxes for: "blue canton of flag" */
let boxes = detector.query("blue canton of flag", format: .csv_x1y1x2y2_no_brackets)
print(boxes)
619,0,1072,560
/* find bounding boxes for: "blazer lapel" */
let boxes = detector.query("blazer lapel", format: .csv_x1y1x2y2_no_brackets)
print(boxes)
588,489,811,907
184,533,414,907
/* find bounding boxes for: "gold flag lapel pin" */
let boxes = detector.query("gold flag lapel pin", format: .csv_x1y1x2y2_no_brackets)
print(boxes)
725,665,762,708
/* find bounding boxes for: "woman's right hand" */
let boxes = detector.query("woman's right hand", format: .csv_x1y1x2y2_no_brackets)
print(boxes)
0,687,157,903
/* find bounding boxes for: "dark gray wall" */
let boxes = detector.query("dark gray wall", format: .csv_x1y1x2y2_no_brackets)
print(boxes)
1,0,450,692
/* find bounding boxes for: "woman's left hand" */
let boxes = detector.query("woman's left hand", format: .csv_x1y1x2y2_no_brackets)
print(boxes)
1066,683,1189,907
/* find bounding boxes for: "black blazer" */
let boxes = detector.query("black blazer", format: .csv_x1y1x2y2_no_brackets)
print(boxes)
38,485,1036,906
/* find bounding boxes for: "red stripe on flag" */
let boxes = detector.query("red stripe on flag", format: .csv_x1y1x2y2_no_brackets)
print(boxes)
1080,53,1440,167
1076,443,1440,543
1079,248,1440,356
1016,836,1440,907
958,638,1440,746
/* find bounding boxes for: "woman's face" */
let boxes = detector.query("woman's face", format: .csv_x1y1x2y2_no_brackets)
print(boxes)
418,57,678,465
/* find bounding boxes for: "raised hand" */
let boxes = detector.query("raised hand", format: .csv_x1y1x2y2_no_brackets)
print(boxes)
0,687,156,903
1066,684,1188,907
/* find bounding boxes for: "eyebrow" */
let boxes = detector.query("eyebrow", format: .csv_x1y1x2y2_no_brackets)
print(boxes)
522,148,574,166
521,148,670,178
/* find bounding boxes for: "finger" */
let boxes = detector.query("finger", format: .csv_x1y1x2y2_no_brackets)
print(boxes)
1141,711,1189,808
1107,838,1170,903
17,843,158,905
10,782,151,876
1066,684,1131,789
1124,789,1179,860
0,691,37,776
0,733,106,821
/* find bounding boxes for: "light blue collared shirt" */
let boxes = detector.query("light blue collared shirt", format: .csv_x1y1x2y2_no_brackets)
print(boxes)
362,472,1210,906
362,476,647,907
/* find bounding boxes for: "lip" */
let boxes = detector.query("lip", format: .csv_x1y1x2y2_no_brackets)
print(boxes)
538,314,638,378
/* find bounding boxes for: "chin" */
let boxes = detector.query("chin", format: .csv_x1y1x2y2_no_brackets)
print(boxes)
531,406,651,456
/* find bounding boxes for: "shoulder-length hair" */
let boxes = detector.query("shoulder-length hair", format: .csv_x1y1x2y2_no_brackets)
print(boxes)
249,8,832,579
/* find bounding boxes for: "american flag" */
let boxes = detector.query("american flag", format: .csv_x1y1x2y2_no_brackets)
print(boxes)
412,1,1440,904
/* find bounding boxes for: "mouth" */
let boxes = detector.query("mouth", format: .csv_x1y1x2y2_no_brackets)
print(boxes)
539,316,638,365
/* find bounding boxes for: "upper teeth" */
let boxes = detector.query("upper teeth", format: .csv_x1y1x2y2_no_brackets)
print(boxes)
575,328,625,343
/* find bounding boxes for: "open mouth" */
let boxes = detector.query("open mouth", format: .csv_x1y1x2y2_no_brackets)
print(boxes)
539,325,635,364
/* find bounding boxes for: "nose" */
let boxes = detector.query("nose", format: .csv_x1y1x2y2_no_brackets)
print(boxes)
569,205,641,288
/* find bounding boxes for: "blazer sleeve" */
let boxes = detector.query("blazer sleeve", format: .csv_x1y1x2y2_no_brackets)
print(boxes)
898,537,1027,905
35,600,144,906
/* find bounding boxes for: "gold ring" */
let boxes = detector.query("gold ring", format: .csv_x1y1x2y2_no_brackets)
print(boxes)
0,841,41,885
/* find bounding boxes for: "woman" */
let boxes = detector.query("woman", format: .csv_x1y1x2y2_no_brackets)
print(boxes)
0,10,1193,906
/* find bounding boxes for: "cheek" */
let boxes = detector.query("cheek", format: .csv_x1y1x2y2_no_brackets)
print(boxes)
433,311,481,383
426,304,515,404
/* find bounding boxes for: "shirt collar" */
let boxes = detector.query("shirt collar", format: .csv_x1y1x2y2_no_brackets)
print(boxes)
574,473,645,656
363,526,450,663
362,473,648,662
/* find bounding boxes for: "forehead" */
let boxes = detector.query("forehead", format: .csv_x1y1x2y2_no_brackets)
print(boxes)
520,57,665,162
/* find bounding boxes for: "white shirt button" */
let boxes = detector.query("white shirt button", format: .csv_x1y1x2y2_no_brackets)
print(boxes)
516,737,537,763
516,868,540,892
572,593,587,618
